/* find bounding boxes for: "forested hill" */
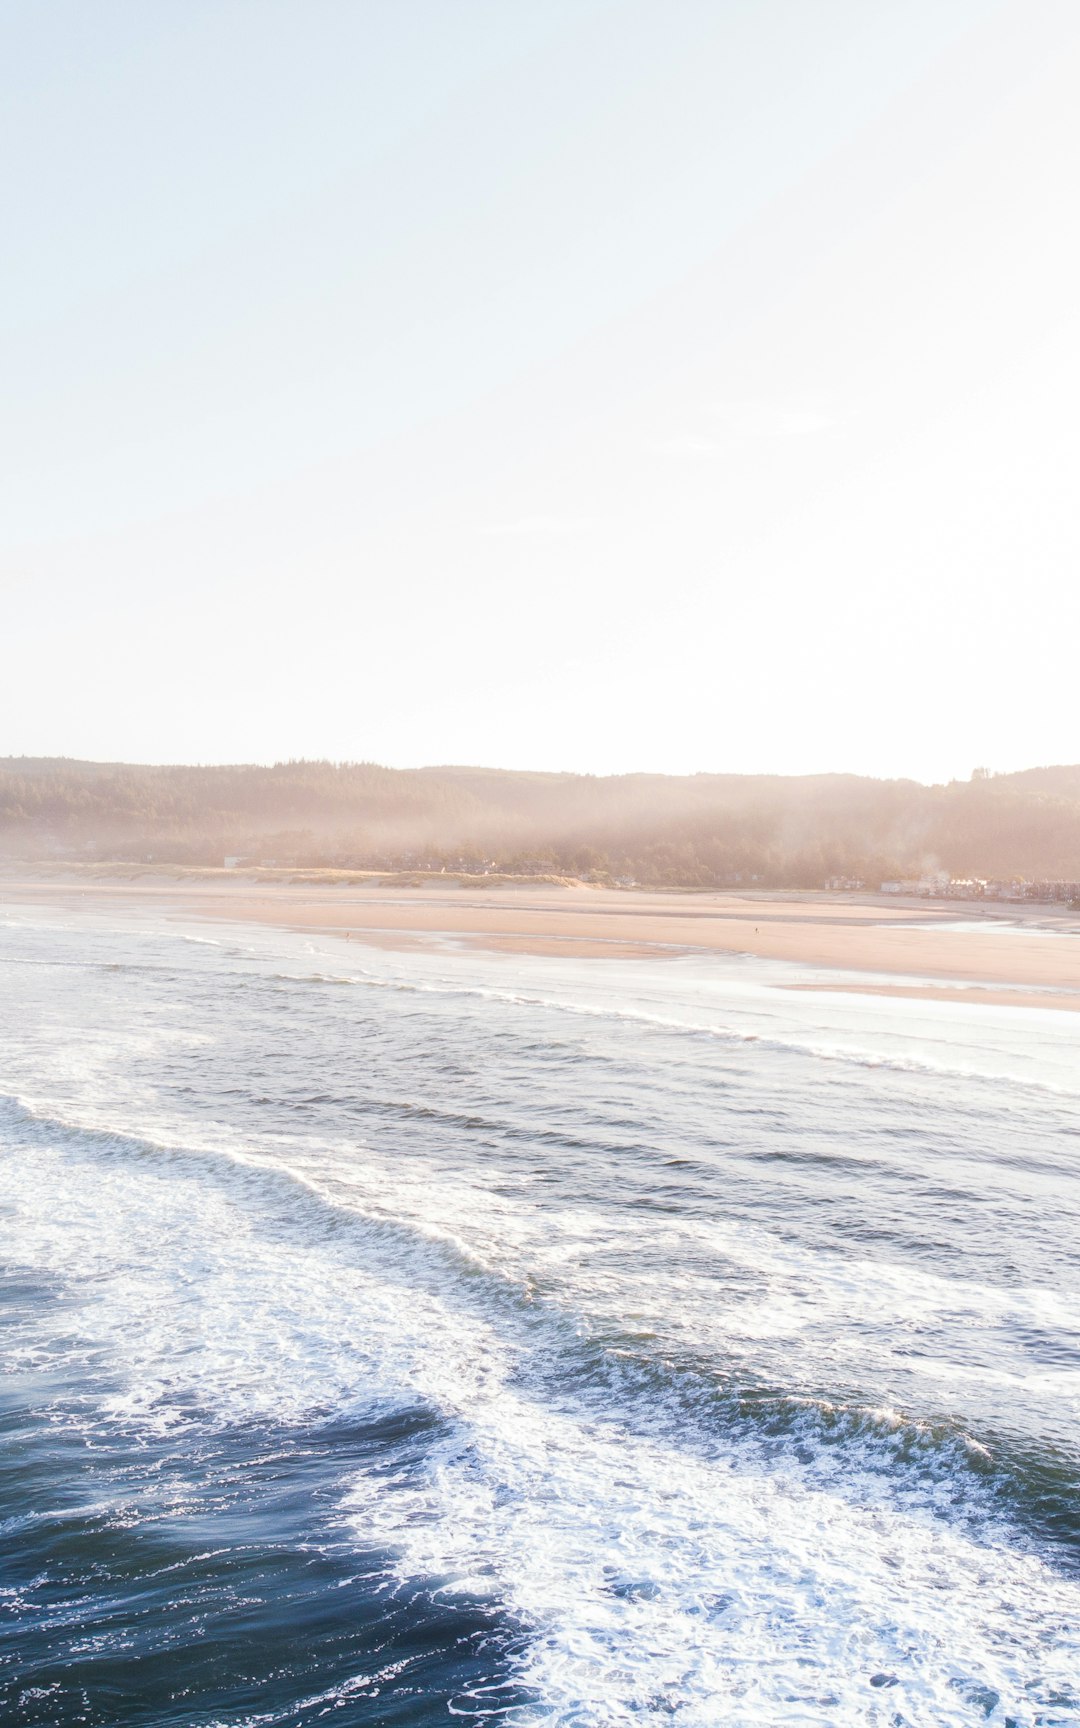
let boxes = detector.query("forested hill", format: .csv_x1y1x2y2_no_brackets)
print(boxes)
2,757,1080,888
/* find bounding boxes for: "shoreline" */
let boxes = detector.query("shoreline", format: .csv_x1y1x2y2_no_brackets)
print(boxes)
3,868,1080,1010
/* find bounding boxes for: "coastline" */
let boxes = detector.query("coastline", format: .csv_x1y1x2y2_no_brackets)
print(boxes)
3,868,1080,1010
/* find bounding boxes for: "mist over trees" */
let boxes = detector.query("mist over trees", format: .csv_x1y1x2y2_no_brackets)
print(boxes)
2,757,1080,888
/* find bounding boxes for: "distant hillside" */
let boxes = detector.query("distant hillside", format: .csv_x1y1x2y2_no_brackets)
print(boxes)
2,757,1080,888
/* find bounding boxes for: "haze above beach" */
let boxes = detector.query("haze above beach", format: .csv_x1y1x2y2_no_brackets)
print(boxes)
5,0,1080,782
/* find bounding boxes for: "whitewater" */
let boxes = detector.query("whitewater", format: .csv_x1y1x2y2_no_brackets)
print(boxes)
2,900,1079,1726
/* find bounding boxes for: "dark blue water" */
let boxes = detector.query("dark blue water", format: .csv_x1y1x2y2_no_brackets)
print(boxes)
2,905,1079,1725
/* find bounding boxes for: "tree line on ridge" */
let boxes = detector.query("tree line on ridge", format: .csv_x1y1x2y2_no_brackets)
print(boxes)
2,757,1080,889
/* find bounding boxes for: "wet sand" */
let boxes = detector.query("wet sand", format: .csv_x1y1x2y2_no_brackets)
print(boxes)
3,869,1079,1010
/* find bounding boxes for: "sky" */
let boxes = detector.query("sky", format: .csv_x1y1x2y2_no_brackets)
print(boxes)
4,0,1080,783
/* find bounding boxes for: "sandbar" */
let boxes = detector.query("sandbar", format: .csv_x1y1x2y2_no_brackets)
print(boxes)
2,868,1079,1011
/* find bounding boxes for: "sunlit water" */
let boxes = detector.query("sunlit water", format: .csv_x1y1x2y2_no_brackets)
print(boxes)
2,902,1079,1726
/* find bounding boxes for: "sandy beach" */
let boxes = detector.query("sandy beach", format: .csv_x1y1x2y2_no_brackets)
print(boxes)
3,868,1079,1010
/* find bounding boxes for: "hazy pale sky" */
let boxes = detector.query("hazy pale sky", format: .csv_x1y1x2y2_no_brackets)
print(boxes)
5,0,1079,781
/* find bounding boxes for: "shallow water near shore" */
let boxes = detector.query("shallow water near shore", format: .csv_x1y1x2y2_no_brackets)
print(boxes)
2,904,1079,1725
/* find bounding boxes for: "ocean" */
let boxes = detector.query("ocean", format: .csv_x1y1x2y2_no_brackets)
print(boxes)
2,900,1079,1726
